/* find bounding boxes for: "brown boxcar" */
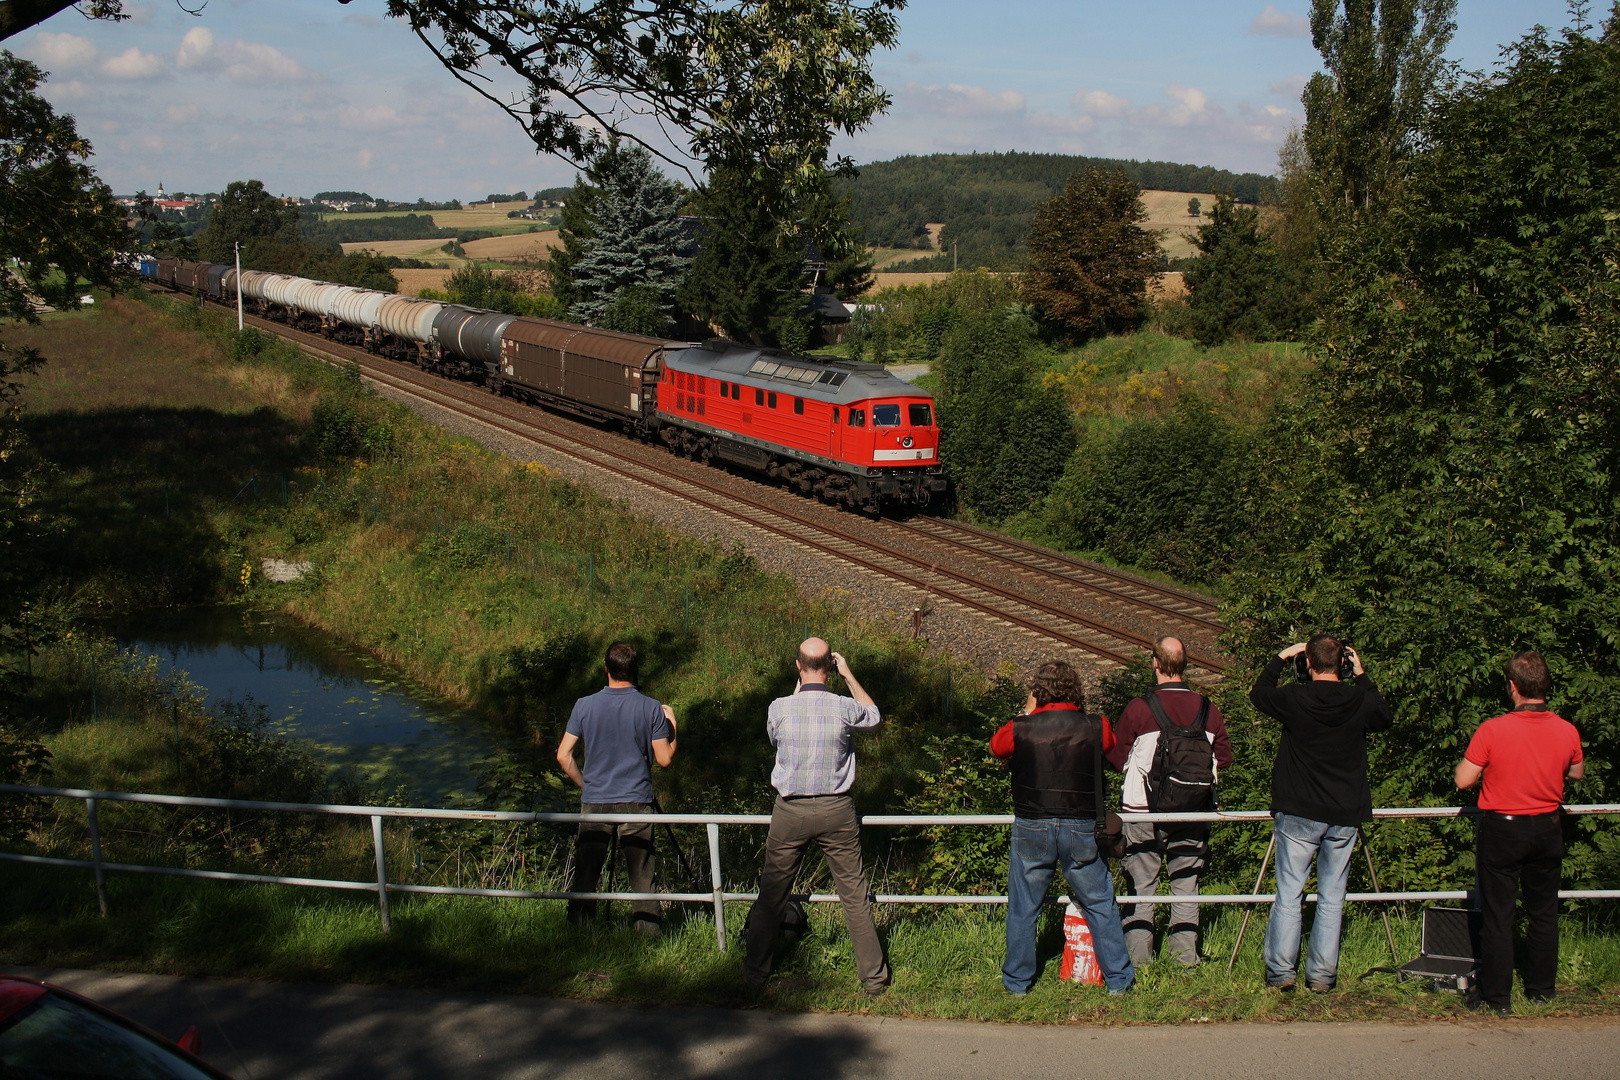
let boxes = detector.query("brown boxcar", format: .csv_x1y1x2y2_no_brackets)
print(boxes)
498,319,664,422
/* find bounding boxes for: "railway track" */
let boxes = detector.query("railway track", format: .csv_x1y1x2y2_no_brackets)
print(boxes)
202,298,1228,673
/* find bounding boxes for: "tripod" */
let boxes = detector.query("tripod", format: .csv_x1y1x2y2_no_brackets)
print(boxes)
1227,824,1398,971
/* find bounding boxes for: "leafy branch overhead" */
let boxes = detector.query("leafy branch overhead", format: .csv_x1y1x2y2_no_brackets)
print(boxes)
376,0,903,221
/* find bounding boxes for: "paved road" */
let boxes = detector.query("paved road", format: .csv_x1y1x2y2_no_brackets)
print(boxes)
9,966,1618,1080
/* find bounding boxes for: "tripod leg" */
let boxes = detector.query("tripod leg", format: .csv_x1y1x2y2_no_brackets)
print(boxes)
604,824,620,922
1357,826,1399,963
1229,831,1277,972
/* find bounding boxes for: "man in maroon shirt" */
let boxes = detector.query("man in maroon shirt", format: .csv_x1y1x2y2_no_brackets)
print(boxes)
1107,636,1232,967
1456,651,1584,1015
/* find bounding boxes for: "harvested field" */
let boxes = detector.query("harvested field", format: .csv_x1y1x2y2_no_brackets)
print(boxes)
1141,189,1218,260
340,239,452,260
1147,271,1187,299
459,230,561,261
870,271,956,288
329,201,544,238
391,268,454,297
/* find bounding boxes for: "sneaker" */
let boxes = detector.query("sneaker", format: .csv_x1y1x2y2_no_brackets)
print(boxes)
1107,983,1134,997
1306,981,1334,994
1269,978,1296,992
862,982,890,999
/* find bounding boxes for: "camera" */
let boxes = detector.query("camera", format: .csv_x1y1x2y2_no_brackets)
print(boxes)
1294,650,1356,682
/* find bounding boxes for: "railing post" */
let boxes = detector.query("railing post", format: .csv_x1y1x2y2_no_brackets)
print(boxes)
86,798,109,918
371,815,391,932
706,822,726,952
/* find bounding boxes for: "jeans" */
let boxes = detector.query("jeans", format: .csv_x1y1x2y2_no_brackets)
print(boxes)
1476,811,1564,1007
1003,817,1135,994
1264,812,1358,988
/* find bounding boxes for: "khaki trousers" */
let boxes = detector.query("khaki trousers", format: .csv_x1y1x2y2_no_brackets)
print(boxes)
568,802,660,931
743,794,890,991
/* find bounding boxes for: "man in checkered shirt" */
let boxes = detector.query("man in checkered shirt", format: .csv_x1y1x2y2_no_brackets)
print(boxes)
742,637,891,996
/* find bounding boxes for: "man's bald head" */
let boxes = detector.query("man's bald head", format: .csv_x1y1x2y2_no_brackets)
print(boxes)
797,637,832,676
1152,636,1187,677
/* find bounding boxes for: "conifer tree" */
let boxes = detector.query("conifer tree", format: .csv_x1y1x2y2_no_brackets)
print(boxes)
1019,168,1160,340
1183,194,1310,344
568,144,688,329
677,164,808,346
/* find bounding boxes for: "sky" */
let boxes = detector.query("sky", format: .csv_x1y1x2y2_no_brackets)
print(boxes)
9,0,1581,200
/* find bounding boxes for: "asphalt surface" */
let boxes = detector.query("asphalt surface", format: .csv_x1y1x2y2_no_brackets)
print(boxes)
8,966,1620,1080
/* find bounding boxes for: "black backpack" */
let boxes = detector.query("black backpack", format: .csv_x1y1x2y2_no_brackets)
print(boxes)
1143,690,1216,814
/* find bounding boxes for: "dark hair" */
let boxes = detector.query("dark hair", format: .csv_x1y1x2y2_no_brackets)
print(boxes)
605,641,638,683
1505,650,1551,699
1029,660,1085,709
1306,634,1343,676
797,642,833,674
1152,636,1186,677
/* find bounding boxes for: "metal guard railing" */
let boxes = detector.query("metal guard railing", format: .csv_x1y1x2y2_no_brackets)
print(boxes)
3,784,1618,953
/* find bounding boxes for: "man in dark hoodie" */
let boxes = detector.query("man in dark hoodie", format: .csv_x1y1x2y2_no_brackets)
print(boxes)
1249,634,1392,991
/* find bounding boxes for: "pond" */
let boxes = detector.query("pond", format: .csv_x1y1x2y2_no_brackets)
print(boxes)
101,608,501,806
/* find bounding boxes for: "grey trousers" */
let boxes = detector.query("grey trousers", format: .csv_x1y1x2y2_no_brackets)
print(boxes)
743,794,891,991
1121,820,1209,966
568,802,660,930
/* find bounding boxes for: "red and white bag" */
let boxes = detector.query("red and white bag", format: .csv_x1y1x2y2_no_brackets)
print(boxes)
1059,902,1104,986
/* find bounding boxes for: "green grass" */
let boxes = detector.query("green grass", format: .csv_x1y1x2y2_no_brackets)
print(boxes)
4,862,1618,1023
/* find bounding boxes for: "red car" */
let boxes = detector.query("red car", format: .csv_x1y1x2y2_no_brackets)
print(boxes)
0,975,233,1079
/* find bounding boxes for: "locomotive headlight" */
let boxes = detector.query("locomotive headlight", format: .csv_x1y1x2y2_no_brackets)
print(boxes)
902,436,914,448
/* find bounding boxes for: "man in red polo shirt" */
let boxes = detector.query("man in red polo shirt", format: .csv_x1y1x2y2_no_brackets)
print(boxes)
1455,650,1584,1015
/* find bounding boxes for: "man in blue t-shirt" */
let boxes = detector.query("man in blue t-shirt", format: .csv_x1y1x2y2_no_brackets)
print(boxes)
555,641,677,936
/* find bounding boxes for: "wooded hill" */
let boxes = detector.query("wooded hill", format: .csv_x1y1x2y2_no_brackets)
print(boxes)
842,151,1275,268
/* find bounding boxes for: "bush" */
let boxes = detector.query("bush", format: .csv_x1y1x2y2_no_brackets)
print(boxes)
936,309,1076,521
230,327,266,362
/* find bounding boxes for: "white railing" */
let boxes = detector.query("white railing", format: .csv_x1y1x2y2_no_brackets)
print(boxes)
3,784,1618,953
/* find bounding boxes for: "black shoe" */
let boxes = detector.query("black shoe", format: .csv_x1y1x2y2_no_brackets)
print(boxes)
862,982,890,999
1527,991,1555,1005
1464,989,1511,1016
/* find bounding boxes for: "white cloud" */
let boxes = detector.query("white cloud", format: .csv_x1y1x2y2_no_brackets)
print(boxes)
357,148,373,170
1073,89,1130,119
165,103,199,124
175,27,219,71
1262,104,1293,117
99,47,165,80
30,31,100,71
228,41,306,84
902,81,1025,118
1269,73,1309,98
1163,83,1211,126
1249,4,1309,37
175,27,309,83
337,104,407,131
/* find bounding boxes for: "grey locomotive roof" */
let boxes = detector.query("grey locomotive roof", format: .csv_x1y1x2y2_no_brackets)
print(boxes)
662,341,930,406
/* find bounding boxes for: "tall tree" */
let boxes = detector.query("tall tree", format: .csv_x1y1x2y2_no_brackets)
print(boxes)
1019,168,1160,340
1182,194,1311,345
568,145,688,329
196,180,300,265
1303,0,1457,222
0,50,127,682
1223,19,1620,887
678,165,808,346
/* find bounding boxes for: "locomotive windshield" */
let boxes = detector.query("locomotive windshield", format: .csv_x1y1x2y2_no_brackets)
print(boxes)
908,403,933,427
872,404,901,427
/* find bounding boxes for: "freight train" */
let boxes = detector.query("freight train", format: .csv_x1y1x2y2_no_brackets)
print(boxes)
145,259,945,512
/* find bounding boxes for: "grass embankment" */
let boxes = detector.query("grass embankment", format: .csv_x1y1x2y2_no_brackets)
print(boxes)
6,294,1617,1024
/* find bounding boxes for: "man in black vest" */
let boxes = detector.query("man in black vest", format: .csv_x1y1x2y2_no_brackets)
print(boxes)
989,660,1135,995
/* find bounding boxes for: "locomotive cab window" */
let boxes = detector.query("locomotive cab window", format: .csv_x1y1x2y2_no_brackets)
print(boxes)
873,404,901,427
908,403,933,427
832,407,840,424
849,408,865,427
793,397,804,415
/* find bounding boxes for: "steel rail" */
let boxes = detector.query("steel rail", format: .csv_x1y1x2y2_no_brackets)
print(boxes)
234,311,1158,667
